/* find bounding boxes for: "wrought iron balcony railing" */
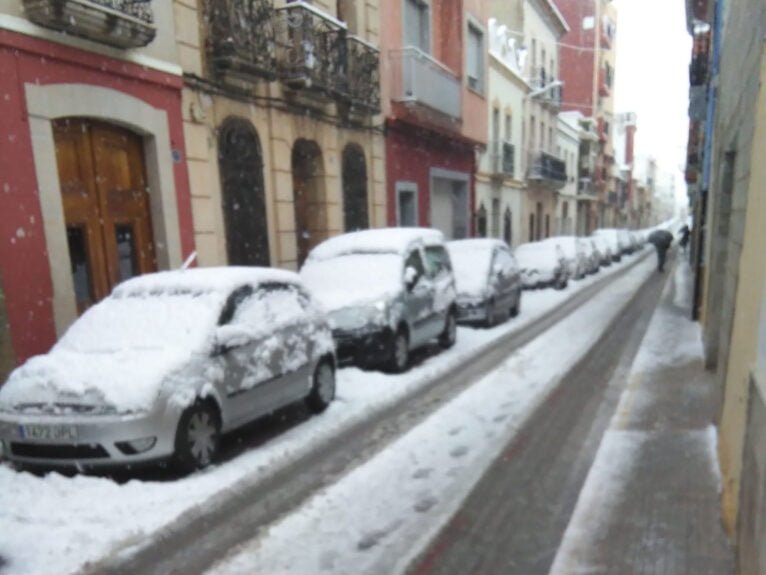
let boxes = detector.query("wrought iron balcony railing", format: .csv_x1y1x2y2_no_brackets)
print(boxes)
390,47,461,120
207,0,277,81
23,0,156,49
491,140,515,178
527,150,567,187
274,2,347,98
342,35,381,113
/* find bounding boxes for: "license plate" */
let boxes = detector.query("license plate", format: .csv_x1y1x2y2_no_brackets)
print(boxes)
19,424,79,441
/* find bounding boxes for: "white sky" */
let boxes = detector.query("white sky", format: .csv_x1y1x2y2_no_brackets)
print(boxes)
614,0,692,207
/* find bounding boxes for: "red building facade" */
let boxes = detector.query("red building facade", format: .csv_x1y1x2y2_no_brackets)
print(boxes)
0,4,193,377
381,0,488,238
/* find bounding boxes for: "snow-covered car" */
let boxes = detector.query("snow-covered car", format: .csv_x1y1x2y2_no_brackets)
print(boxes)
538,237,590,280
0,268,336,472
514,241,569,290
590,237,614,267
300,228,457,372
592,229,626,262
580,238,602,274
447,239,523,326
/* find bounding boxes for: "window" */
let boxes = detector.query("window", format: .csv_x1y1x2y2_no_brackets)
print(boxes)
492,108,500,143
531,39,537,71
424,245,452,277
404,249,426,277
530,115,536,149
233,284,305,329
397,182,418,226
545,214,551,238
467,23,484,92
404,0,430,53
477,203,488,238
529,214,535,241
540,121,545,150
491,198,500,237
503,208,512,245
504,113,511,141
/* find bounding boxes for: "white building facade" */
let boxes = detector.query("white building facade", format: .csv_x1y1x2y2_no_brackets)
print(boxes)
555,114,580,235
475,18,530,247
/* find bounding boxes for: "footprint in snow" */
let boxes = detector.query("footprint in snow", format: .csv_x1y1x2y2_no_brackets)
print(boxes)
412,467,433,480
448,426,462,436
493,414,508,423
357,519,404,551
413,494,438,513
319,551,339,571
450,445,469,458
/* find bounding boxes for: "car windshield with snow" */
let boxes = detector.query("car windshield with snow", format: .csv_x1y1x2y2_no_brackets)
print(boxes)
300,228,457,372
0,268,336,472
447,239,522,327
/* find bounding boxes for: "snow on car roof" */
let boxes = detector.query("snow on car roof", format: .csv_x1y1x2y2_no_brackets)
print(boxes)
447,238,507,252
113,267,302,297
306,228,445,262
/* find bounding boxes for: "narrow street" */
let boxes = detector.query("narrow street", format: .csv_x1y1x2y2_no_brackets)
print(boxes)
409,262,667,574
87,255,655,575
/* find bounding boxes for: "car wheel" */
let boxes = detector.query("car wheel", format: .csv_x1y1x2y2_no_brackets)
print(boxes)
386,328,410,373
510,291,521,317
306,360,335,414
174,401,221,473
484,300,496,328
439,310,457,348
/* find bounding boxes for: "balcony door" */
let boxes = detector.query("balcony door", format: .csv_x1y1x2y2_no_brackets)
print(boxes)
292,139,326,266
218,118,271,267
342,145,369,232
404,0,430,52
54,119,156,314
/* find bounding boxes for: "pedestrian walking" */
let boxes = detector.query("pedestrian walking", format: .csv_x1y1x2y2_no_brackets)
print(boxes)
679,224,691,252
648,229,674,272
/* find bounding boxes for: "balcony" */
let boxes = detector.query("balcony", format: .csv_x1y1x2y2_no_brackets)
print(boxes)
341,35,381,113
545,84,562,110
23,0,156,49
207,0,278,81
490,140,515,178
390,47,461,120
598,68,611,97
527,150,567,188
274,2,347,98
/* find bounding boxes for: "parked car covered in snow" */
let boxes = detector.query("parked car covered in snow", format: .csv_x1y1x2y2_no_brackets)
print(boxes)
0,268,336,472
590,237,614,268
538,237,590,280
447,239,522,326
592,229,627,262
514,241,569,290
300,228,457,372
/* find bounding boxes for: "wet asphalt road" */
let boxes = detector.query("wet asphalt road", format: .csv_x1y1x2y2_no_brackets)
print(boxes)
86,253,653,575
408,259,668,575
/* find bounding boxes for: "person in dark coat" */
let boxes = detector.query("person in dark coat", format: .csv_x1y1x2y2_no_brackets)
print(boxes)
648,229,674,272
679,224,691,252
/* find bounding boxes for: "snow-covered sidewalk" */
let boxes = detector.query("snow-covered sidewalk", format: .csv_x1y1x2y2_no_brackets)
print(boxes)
0,251,647,575
549,260,734,575
206,257,658,575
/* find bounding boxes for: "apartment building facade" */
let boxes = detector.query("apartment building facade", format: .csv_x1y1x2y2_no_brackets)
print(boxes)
0,0,194,374
474,17,529,247
554,0,617,227
686,0,766,571
382,0,489,239
177,0,385,271
555,114,579,235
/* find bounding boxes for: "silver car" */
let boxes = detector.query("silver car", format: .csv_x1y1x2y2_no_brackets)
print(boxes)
0,268,336,472
300,228,458,372
448,239,523,326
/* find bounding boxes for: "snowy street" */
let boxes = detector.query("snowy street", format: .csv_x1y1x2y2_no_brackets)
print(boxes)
0,251,656,575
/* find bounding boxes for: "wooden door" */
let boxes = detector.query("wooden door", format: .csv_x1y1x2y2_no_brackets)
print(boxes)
54,119,156,314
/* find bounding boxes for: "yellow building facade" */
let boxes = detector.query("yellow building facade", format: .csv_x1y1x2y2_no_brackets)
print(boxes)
174,0,385,271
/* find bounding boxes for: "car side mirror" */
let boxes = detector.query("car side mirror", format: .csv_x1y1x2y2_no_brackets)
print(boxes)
212,325,252,356
404,266,420,291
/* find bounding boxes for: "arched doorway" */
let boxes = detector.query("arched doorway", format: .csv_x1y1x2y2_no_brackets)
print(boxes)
54,119,156,314
292,139,326,265
342,144,369,232
218,118,271,267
